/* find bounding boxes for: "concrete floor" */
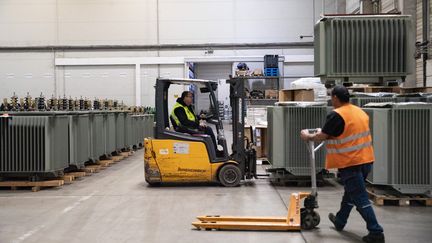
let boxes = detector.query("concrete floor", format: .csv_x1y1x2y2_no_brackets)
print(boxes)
0,150,431,243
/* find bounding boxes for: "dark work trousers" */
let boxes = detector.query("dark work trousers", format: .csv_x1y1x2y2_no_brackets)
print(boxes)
335,163,384,234
177,125,218,152
199,126,218,151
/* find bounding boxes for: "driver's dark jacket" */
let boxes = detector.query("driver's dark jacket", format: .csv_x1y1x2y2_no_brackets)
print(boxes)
173,98,199,129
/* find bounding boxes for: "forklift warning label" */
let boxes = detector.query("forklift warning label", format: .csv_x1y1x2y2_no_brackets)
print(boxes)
173,143,190,154
159,149,169,155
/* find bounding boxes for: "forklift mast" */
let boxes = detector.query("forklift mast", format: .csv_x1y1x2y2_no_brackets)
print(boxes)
227,77,257,179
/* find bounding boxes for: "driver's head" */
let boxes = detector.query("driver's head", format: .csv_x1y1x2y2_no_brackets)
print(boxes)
181,91,193,106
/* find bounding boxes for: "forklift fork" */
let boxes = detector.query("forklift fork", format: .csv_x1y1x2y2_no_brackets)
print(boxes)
192,192,310,231
192,129,324,231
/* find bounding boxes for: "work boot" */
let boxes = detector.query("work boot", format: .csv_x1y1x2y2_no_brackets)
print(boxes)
362,233,385,243
328,213,344,231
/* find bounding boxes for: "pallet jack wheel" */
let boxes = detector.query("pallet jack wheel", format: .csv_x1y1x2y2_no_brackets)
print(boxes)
301,209,320,230
218,164,242,187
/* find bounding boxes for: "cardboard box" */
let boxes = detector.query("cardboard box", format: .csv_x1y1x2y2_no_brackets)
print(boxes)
279,88,314,102
235,70,248,76
265,90,279,99
244,126,267,158
252,68,263,76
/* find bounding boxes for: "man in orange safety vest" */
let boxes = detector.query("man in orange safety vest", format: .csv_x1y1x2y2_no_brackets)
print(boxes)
300,85,384,243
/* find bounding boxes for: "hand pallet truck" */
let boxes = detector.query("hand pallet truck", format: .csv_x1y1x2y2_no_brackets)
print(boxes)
192,129,324,231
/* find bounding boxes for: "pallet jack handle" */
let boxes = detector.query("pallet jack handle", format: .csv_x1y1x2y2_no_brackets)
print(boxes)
306,129,324,198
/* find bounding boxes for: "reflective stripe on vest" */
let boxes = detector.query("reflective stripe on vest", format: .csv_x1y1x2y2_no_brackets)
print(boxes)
327,141,372,154
326,131,371,145
325,104,375,169
170,102,196,126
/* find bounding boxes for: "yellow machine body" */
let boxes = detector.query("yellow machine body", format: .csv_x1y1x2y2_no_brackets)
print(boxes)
144,138,233,184
192,192,311,231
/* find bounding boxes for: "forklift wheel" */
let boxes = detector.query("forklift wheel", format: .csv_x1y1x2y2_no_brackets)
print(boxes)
301,210,320,230
218,164,242,187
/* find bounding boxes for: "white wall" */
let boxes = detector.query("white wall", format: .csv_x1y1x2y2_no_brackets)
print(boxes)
0,52,56,99
0,0,321,46
0,0,157,46
346,0,360,13
63,65,135,104
0,0,321,105
0,49,314,106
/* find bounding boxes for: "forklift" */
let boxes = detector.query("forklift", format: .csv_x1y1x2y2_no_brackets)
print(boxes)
144,77,321,230
144,78,256,187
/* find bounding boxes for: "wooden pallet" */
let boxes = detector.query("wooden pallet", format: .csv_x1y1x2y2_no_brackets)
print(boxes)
400,86,432,94
60,174,75,184
112,155,124,162
367,187,432,206
349,86,401,93
120,152,130,158
0,180,64,192
66,171,87,178
98,159,114,167
82,165,102,173
60,172,87,183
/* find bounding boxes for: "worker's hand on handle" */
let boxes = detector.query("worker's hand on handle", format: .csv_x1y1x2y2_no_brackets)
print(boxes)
300,128,322,141
199,119,207,128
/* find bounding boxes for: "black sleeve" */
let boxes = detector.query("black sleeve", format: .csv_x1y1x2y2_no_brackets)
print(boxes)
322,111,345,137
174,107,199,129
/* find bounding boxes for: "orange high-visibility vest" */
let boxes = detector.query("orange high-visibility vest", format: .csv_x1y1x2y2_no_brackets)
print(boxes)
325,104,375,169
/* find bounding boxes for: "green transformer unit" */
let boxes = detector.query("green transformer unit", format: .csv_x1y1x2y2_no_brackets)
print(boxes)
68,111,91,169
89,111,105,162
267,102,327,181
0,112,69,178
364,103,432,196
314,15,414,85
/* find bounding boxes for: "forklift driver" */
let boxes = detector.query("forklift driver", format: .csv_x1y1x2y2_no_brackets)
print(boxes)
170,91,219,153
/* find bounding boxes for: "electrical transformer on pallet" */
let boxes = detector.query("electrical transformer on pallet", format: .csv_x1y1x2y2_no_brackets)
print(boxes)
0,93,154,181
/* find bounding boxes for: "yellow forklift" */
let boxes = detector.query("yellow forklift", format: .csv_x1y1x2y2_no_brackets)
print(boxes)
144,78,257,187
144,77,321,230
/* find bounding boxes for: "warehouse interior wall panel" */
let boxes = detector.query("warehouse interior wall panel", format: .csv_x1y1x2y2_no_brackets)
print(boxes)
63,65,135,105
400,0,417,87
194,63,232,112
140,65,159,107
0,0,158,46
428,0,432,86
159,64,185,113
0,0,322,46
159,0,316,44
0,0,57,46
0,0,323,103
282,64,314,89
323,0,347,14
0,52,56,99
57,0,157,45
346,0,360,13
415,0,429,87
62,50,159,59
381,0,400,13
159,0,234,44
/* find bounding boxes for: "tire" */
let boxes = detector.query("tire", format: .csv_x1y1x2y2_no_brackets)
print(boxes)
301,210,320,230
218,164,242,187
